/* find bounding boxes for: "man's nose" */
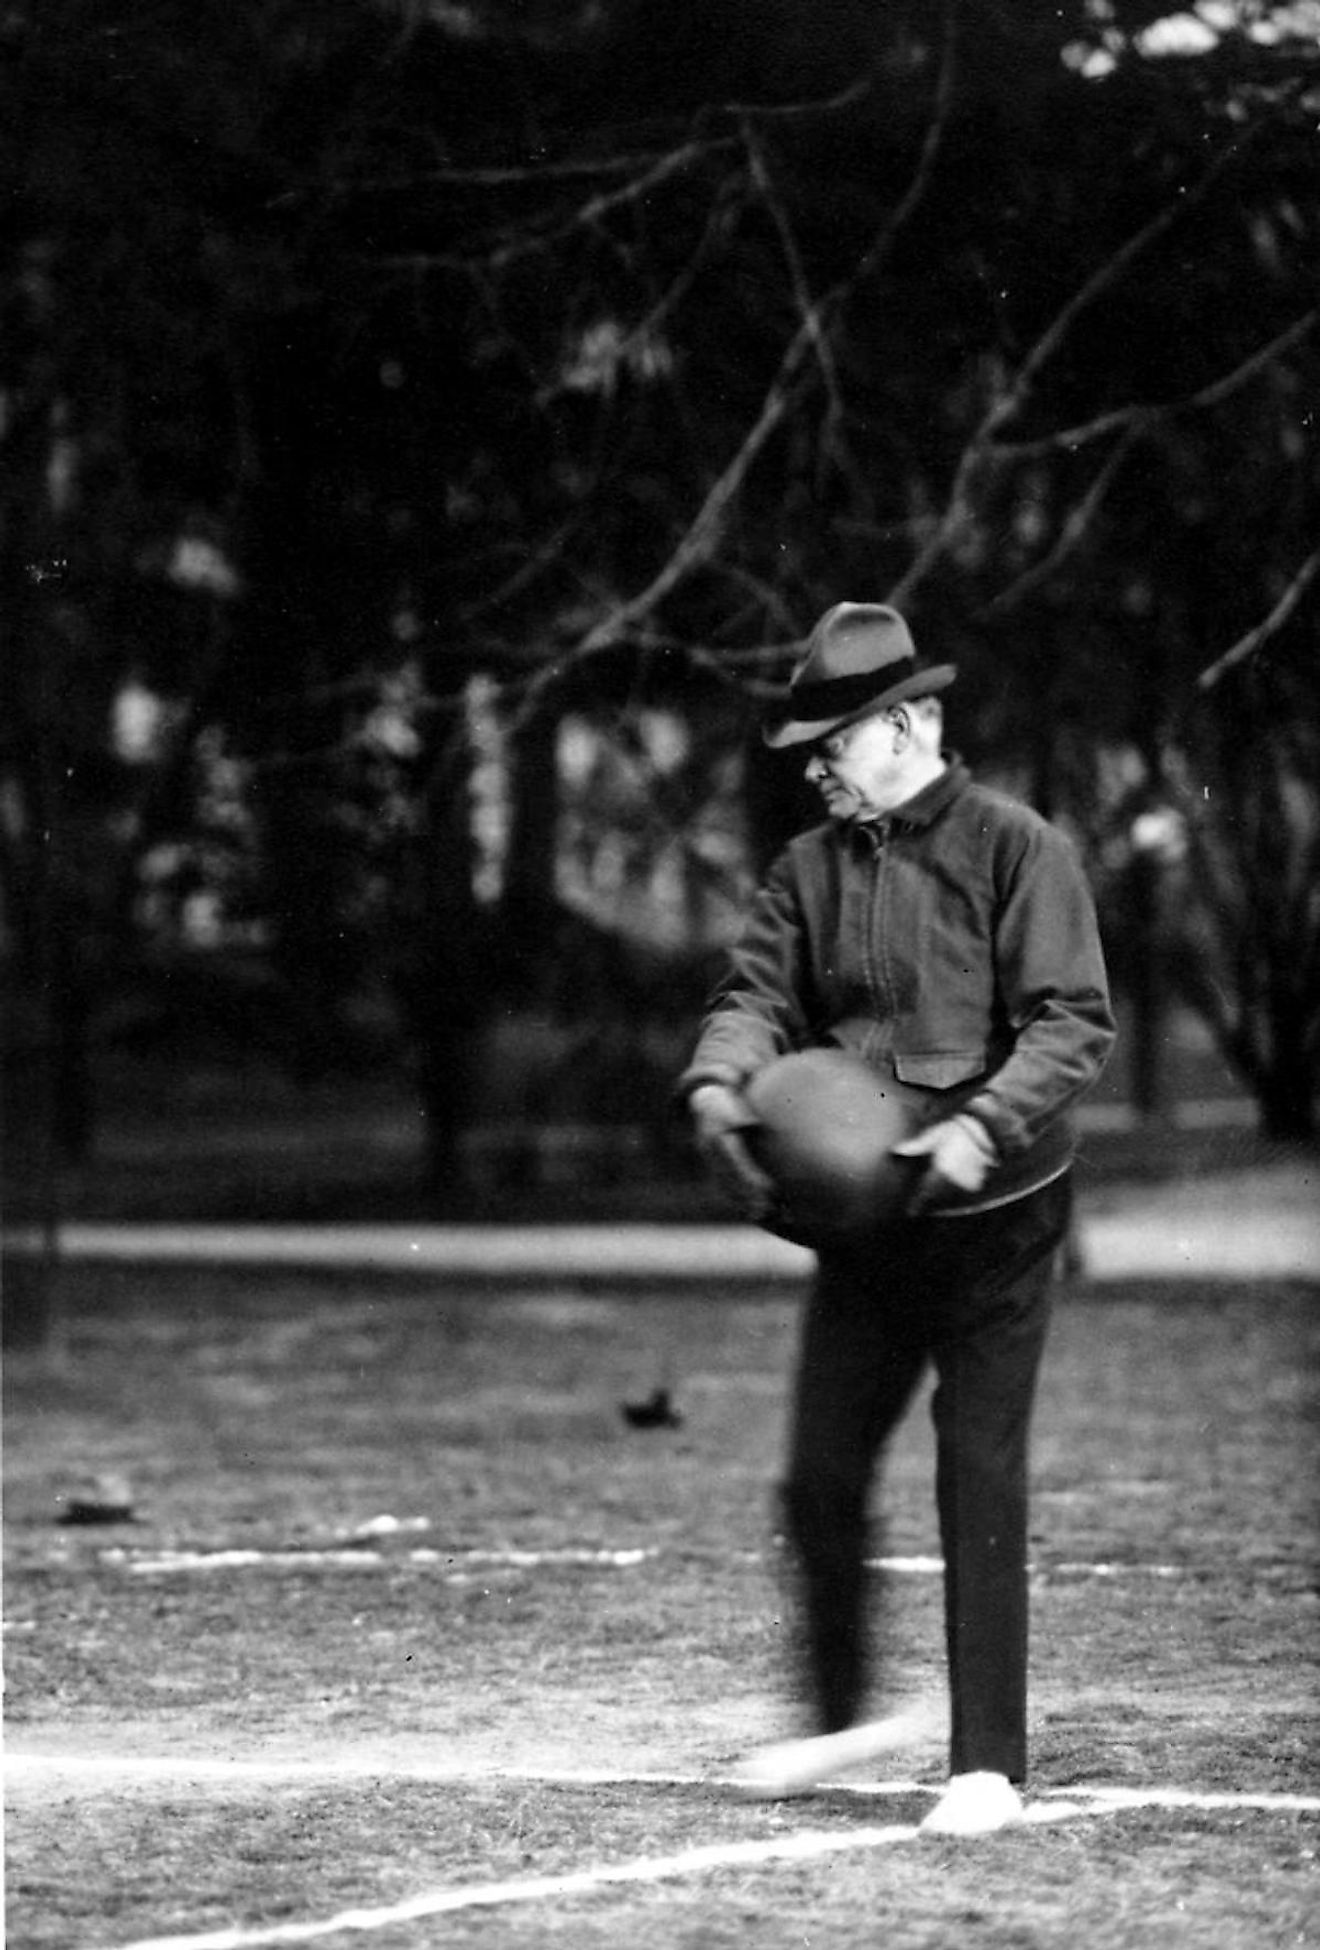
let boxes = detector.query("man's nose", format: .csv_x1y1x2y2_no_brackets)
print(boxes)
805,752,825,781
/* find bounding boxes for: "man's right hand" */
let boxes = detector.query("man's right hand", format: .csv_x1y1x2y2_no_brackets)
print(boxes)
688,1083,776,1221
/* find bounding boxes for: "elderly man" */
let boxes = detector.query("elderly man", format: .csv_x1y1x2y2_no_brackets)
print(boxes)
679,602,1115,1835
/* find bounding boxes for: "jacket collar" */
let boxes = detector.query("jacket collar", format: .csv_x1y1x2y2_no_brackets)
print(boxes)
853,756,969,837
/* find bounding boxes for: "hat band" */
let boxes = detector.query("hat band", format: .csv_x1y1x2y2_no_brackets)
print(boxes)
788,659,916,720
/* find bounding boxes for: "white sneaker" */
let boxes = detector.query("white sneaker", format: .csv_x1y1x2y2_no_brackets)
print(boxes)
730,1711,930,1800
920,1771,1025,1836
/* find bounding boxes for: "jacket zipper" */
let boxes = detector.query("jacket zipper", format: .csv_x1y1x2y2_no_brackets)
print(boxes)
863,824,888,1062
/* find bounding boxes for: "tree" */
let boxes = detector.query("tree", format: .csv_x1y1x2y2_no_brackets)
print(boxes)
417,0,1319,1126
4,0,1318,1319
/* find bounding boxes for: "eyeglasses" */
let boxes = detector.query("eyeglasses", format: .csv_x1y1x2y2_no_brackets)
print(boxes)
809,709,901,765
809,721,866,764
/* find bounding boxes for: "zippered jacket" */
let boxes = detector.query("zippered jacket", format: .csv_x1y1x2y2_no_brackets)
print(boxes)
678,760,1117,1212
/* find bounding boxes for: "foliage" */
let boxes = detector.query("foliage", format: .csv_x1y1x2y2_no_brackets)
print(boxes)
2,0,1318,1201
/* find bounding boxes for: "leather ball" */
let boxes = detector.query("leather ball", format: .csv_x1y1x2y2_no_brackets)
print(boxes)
745,1048,925,1246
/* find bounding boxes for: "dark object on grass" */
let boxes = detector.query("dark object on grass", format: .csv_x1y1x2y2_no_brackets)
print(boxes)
621,1388,683,1430
57,1474,136,1525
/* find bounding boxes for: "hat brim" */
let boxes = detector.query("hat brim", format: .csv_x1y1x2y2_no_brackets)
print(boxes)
763,664,957,749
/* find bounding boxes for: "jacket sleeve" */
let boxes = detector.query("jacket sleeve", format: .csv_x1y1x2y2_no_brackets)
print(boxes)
676,848,814,1102
963,817,1117,1158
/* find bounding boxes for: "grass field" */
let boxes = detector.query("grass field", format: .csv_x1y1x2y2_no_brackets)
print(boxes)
5,1258,1318,1949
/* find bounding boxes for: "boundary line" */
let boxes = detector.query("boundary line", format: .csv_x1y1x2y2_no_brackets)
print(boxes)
78,1804,1112,1950
53,1781,1320,1950
94,1822,929,1950
92,1544,1199,1581
97,1545,658,1575
13,1752,1320,1810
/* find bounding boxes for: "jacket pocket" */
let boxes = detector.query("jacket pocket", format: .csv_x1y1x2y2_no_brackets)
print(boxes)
893,1050,987,1091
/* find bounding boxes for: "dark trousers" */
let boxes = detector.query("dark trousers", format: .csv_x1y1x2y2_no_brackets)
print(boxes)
780,1174,1071,1783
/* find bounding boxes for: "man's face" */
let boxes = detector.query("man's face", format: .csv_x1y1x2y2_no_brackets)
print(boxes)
804,710,904,820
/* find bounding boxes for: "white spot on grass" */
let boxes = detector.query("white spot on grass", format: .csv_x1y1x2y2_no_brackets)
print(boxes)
350,1515,431,1538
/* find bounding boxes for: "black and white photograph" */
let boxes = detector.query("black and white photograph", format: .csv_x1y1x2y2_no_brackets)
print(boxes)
3,3,1318,1945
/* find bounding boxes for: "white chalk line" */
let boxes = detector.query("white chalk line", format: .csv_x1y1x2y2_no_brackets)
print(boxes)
1045,1786,1320,1813
92,1544,1196,1582
13,1752,1319,1812
96,1545,658,1576
98,1822,927,1950
85,1781,1320,1950
6,1753,931,1795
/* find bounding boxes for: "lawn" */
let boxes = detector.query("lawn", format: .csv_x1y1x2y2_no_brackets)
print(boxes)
5,1261,1318,1949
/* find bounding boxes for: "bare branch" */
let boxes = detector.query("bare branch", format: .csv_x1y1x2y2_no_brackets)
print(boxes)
1197,542,1320,690
981,430,1138,618
555,6,960,670
991,309,1318,460
1188,307,1318,411
704,76,874,126
705,564,802,642
683,640,794,699
575,346,816,653
887,119,1276,607
988,126,1263,446
357,135,738,281
333,151,706,193
361,52,947,691
488,141,726,273
458,513,594,623
852,0,959,291
742,119,846,436
351,85,875,279
561,169,748,395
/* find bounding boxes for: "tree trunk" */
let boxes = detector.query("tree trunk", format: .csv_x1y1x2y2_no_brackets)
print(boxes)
397,710,493,1202
1257,991,1317,1142
1,1231,60,1355
1126,849,1172,1126
500,697,561,992
2,1032,61,1354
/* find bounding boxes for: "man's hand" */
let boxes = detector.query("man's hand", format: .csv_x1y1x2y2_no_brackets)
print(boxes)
892,1114,998,1216
689,1083,775,1221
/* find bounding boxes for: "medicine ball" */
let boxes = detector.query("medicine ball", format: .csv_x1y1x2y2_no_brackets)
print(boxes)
744,1048,925,1246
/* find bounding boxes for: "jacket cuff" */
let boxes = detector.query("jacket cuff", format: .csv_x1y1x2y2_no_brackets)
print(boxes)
673,1064,752,1110
962,1091,1027,1158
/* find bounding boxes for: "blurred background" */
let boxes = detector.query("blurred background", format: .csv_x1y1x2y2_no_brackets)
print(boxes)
3,0,1318,1345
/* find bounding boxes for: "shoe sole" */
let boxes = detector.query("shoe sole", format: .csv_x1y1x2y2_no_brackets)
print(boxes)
730,1711,935,1800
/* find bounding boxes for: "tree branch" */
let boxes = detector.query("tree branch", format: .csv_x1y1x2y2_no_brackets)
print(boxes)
742,119,846,441
352,82,875,278
981,429,1139,618
886,117,1275,607
1197,541,1320,690
554,6,959,672
990,309,1317,460
989,125,1262,444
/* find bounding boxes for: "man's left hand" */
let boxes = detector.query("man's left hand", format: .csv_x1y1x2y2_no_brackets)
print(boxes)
892,1114,998,1215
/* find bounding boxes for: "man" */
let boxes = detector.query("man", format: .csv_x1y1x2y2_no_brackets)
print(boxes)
679,602,1115,1836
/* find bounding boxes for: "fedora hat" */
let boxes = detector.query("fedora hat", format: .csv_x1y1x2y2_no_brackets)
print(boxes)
763,602,955,749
